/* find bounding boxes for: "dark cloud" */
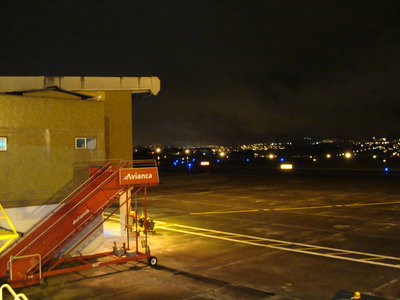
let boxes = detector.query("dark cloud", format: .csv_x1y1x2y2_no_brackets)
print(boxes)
1,1,400,145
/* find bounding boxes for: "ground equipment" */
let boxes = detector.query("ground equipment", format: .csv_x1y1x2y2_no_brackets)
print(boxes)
128,211,156,234
0,160,159,288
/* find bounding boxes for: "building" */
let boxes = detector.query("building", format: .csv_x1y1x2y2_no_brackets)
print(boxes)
0,76,160,208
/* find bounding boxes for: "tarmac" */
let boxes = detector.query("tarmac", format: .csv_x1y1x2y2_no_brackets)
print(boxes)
13,220,286,300
6,169,400,299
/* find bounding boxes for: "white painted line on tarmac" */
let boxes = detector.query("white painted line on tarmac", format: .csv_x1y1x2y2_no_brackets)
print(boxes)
106,215,121,222
105,216,400,269
156,222,400,269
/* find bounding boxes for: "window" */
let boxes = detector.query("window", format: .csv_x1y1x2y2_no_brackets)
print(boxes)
86,138,96,149
0,137,7,151
75,137,96,150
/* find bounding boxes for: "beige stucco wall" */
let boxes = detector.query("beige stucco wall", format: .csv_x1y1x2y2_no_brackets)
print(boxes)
0,93,106,207
104,90,133,160
70,90,133,160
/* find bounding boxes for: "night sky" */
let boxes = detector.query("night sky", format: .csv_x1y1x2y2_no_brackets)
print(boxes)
1,1,400,146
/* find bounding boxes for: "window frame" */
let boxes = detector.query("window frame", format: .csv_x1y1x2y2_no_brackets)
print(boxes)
75,137,96,150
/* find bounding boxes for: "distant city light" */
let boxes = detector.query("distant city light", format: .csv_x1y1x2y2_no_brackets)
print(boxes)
200,161,210,166
136,138,400,174
384,167,389,172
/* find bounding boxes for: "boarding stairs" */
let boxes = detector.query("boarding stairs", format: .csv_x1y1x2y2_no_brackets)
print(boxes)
0,160,159,287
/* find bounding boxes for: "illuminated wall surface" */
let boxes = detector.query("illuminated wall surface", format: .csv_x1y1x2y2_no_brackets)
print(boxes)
0,90,132,207
103,90,133,161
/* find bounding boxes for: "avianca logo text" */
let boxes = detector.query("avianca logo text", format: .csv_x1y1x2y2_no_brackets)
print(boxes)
73,209,90,225
123,172,153,180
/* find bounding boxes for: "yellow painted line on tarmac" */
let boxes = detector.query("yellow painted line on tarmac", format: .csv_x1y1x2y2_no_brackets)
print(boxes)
325,252,350,256
273,205,333,211
190,206,333,215
344,201,400,207
190,209,260,215
189,201,400,215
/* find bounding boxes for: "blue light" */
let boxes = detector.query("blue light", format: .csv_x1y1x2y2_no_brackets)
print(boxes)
192,158,196,162
384,167,389,172
181,160,184,164
173,162,177,166
280,158,284,162
216,159,221,163
246,158,250,162
188,163,192,168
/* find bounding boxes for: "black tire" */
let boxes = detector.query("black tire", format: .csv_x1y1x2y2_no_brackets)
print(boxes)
148,256,158,267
